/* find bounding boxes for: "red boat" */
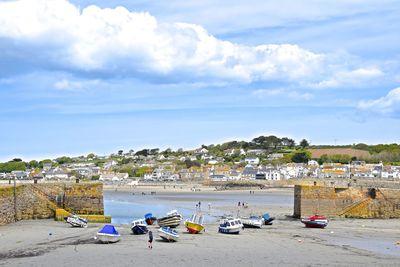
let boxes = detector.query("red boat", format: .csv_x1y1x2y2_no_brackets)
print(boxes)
144,213,157,225
301,215,328,228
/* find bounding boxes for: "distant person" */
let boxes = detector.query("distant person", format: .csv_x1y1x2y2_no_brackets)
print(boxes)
242,202,244,207
148,231,153,249
198,201,201,209
238,201,241,207
208,203,211,210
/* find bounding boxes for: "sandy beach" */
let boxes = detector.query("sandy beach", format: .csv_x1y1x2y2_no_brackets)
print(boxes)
1,217,399,267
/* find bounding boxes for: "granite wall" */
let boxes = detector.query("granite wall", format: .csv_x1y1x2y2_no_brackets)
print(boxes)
0,183,104,225
293,184,400,218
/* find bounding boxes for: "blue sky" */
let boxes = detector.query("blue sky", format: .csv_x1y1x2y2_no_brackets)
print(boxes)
0,0,400,161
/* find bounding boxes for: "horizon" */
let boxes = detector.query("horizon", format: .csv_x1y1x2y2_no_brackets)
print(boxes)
1,0,399,162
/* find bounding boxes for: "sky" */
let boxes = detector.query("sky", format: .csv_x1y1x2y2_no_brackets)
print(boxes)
0,0,400,161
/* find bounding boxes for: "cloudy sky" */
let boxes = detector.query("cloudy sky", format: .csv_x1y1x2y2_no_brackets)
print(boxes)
0,0,399,161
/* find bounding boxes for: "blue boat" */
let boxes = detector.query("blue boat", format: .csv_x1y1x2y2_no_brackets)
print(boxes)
262,213,275,225
95,225,121,243
218,218,243,234
131,218,148,235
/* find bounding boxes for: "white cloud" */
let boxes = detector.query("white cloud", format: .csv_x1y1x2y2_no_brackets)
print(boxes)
54,78,99,90
309,67,384,89
253,88,314,100
358,87,400,115
0,0,384,88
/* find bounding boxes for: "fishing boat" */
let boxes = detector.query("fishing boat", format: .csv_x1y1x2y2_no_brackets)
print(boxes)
262,213,275,225
95,225,121,243
158,226,179,242
157,210,183,228
218,217,243,234
144,213,157,225
131,218,148,235
64,215,88,228
240,215,263,228
184,213,205,234
301,215,328,228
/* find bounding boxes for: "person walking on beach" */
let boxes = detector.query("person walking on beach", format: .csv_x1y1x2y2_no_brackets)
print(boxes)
148,230,153,249
198,201,201,209
238,201,241,207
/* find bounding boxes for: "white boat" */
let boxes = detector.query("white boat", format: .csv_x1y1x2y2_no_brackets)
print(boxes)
157,210,183,228
158,226,179,242
240,216,263,228
131,218,148,235
218,217,243,234
95,225,121,243
64,215,88,228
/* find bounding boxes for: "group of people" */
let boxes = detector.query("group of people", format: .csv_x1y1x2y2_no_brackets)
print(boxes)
238,201,248,208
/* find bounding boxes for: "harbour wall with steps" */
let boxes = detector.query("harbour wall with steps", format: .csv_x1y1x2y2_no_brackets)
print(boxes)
0,183,109,225
294,184,400,218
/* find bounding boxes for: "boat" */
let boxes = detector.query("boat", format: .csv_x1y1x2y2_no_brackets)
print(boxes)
262,213,275,225
95,225,121,243
64,215,88,228
131,218,148,235
158,226,179,242
144,213,157,225
301,215,328,228
184,213,205,234
240,215,263,228
218,217,243,234
157,210,183,228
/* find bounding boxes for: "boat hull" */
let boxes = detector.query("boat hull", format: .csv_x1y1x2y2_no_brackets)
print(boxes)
242,222,262,228
65,216,88,228
157,215,182,228
264,218,275,225
301,220,328,228
185,221,204,234
158,228,179,242
301,216,328,229
95,233,121,243
131,225,148,235
218,226,241,234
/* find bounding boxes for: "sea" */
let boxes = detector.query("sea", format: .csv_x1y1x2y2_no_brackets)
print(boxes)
104,189,294,224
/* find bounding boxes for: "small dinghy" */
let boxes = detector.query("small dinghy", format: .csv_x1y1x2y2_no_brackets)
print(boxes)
144,213,157,225
95,225,121,243
64,215,88,228
131,218,148,235
185,213,205,234
241,215,263,228
218,217,243,234
158,226,179,242
301,215,328,228
262,213,275,225
157,210,183,228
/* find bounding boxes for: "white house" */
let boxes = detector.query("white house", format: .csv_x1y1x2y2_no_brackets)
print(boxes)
245,157,260,165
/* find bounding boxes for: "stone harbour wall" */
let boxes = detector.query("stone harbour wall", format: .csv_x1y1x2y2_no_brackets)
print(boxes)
0,183,105,226
294,184,400,218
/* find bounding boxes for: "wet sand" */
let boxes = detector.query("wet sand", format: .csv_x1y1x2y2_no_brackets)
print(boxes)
1,218,399,267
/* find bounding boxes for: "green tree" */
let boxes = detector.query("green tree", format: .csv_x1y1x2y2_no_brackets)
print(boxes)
55,156,73,165
87,153,96,159
28,160,39,169
291,151,311,163
0,161,26,172
299,139,310,149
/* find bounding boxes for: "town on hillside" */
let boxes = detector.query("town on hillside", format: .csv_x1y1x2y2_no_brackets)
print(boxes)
1,136,400,184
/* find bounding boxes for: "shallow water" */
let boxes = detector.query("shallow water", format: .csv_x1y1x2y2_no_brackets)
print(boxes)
104,189,294,224
331,236,400,257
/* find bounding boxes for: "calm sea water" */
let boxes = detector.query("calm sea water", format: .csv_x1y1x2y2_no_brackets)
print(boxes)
104,189,294,224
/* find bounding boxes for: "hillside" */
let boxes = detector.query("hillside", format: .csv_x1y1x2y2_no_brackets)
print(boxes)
309,148,370,159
